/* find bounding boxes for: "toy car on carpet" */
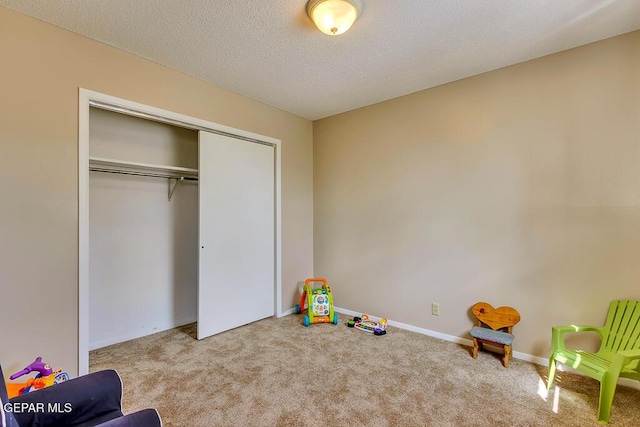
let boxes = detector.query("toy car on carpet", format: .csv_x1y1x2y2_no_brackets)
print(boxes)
347,314,387,336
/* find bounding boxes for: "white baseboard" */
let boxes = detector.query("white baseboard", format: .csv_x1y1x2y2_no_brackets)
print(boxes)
334,306,472,344
89,316,196,351
335,306,474,343
513,351,549,366
279,307,296,317
331,306,640,391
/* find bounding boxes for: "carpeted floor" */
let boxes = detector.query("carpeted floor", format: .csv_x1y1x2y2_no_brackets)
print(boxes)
90,314,640,426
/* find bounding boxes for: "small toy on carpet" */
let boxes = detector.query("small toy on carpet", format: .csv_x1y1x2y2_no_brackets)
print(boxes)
347,314,387,336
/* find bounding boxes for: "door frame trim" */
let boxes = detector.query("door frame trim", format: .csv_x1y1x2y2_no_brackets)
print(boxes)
78,88,282,375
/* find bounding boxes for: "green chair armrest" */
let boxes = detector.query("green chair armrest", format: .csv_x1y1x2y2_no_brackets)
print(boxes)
617,349,640,360
609,349,640,375
551,325,605,353
552,325,604,334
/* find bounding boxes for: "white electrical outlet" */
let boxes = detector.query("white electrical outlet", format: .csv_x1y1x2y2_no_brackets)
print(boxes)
432,303,440,316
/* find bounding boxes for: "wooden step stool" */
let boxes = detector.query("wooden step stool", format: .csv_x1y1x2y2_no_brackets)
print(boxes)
469,302,520,368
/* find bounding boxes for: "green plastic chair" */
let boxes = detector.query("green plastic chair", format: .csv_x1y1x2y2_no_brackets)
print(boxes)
547,300,640,424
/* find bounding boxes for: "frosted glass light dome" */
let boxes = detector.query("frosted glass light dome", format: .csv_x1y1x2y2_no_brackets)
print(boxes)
307,0,362,36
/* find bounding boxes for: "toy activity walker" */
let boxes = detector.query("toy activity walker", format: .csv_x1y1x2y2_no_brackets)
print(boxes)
295,277,338,326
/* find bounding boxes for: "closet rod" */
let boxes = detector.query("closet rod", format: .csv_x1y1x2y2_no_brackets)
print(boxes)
89,167,198,181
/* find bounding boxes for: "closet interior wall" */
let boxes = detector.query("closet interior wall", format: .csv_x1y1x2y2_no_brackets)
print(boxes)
89,107,198,350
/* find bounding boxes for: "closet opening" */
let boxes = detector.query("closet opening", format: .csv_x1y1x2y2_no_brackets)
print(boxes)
79,89,282,376
88,107,199,352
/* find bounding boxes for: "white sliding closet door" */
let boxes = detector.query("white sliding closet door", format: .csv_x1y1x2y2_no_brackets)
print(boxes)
197,131,275,340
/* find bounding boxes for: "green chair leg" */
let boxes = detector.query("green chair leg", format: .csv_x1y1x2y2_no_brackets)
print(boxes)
597,374,619,424
547,357,557,390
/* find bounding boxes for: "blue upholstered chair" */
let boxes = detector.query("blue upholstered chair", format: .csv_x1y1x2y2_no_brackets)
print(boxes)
1,364,161,427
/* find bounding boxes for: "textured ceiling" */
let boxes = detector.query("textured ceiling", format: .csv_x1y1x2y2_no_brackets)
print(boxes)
2,0,640,120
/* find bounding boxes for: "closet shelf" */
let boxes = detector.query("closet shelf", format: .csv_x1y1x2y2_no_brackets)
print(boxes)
89,156,198,178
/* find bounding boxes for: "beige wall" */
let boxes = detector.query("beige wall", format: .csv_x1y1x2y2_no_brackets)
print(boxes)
314,31,640,359
0,7,313,376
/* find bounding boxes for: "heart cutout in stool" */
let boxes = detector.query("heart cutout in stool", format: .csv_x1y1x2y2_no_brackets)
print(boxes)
472,302,520,330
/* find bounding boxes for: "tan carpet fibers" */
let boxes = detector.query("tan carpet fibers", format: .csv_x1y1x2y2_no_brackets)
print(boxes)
90,315,640,426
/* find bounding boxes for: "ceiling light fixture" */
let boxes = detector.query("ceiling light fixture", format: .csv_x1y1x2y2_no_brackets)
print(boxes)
307,0,362,36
